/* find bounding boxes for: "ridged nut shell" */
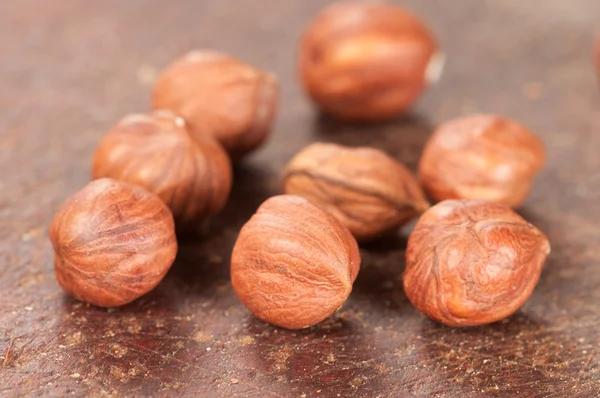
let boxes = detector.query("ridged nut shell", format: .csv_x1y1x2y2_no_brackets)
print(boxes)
152,50,279,159
284,142,429,240
403,200,551,327
299,1,439,122
419,114,546,208
92,110,232,225
231,195,361,329
50,178,178,307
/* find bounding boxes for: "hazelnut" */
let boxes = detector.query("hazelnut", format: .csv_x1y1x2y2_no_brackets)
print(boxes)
403,200,551,327
50,178,178,307
152,50,279,159
231,195,361,329
92,110,232,225
299,1,441,122
419,115,546,208
283,142,429,241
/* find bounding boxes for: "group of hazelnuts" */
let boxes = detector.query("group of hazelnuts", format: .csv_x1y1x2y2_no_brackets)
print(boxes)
50,1,552,330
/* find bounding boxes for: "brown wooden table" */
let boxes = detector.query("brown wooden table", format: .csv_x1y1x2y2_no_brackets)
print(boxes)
1,1,600,397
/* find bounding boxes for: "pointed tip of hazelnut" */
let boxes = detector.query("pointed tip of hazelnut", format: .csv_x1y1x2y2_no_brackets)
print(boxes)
120,113,153,126
173,115,186,128
543,239,552,255
182,49,228,64
425,51,446,85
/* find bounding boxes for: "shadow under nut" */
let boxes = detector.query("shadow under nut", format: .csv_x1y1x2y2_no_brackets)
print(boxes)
403,200,550,327
231,195,360,329
50,178,178,307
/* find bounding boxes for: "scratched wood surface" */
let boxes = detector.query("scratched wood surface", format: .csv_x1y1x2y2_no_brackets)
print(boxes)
1,1,600,397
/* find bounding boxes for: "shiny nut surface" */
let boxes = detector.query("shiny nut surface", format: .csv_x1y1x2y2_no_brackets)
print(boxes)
50,178,178,307
231,195,361,329
419,115,546,207
403,200,550,327
152,50,279,159
299,1,438,122
283,142,429,240
92,110,232,225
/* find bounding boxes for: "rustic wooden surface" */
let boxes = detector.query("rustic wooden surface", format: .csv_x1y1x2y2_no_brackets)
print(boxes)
1,1,600,397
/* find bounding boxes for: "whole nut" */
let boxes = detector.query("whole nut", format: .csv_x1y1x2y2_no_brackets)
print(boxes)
283,142,429,241
92,110,232,225
403,200,550,327
419,115,546,207
152,50,279,159
231,195,361,329
50,178,178,307
299,1,440,122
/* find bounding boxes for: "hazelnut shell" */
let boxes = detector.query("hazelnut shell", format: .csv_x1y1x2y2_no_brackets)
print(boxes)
152,50,279,159
284,142,429,240
92,110,232,225
299,1,439,122
50,178,178,307
403,200,551,327
419,115,546,207
231,195,361,329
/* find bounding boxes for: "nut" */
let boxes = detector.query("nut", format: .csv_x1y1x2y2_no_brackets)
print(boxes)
231,195,361,329
50,178,178,307
92,110,232,225
403,200,550,327
419,115,546,207
283,142,429,240
152,50,279,159
299,1,439,122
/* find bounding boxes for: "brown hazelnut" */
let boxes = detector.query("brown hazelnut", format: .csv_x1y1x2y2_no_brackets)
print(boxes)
419,115,546,208
299,1,441,122
283,142,429,241
231,195,361,329
152,50,279,159
92,110,232,225
403,200,550,327
50,178,178,307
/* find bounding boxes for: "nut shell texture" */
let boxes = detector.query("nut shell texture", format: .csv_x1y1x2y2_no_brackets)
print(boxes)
50,178,178,307
92,111,232,225
284,143,429,240
403,200,550,327
231,195,361,329
419,115,546,208
300,1,438,121
152,50,279,159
